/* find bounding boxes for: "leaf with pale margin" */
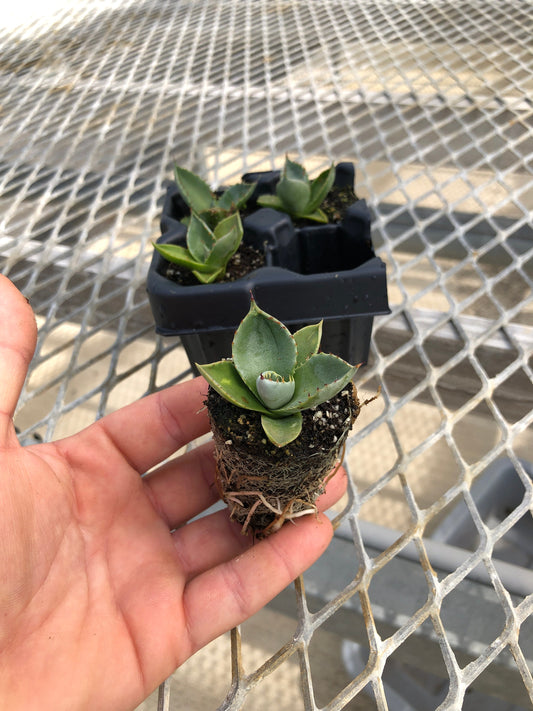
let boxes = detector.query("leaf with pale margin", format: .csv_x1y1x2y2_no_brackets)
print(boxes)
256,194,285,212
274,353,356,414
307,164,335,214
196,360,271,414
175,166,214,214
276,157,311,214
152,243,213,272
217,182,256,211
192,267,224,284
233,300,297,396
187,213,215,262
296,208,329,223
261,412,303,447
204,213,243,268
284,157,308,182
293,322,322,367
213,211,242,241
256,372,295,409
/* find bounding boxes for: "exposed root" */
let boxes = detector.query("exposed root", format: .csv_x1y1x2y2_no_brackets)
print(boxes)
207,382,361,537
241,498,262,536
226,490,319,537
322,441,347,488
261,497,318,536
225,490,283,516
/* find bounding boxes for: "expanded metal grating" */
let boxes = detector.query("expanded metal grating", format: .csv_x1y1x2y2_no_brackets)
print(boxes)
1,0,533,709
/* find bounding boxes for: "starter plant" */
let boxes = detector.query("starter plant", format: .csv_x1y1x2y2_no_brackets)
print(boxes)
197,297,361,537
153,211,244,284
153,166,258,284
172,165,256,228
256,156,335,223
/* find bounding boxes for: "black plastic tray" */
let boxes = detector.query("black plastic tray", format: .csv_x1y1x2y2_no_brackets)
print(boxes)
147,164,389,368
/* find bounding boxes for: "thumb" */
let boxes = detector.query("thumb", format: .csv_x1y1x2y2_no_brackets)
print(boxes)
0,276,38,440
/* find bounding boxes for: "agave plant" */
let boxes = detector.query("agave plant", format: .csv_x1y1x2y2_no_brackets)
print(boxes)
257,156,335,223
175,165,255,229
197,298,357,446
153,165,258,283
153,210,243,284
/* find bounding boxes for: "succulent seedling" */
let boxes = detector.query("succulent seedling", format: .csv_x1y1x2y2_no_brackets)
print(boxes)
197,298,357,446
257,156,335,223
174,165,256,229
153,211,243,284
154,166,257,283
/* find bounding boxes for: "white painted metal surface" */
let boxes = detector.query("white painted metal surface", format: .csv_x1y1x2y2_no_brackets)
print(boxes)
1,1,532,708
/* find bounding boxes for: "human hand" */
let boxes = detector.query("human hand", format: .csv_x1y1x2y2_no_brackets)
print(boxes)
0,275,346,711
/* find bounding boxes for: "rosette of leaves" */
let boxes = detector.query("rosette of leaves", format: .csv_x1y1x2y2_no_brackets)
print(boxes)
174,165,255,229
153,166,257,284
197,298,357,447
153,211,243,284
257,156,335,223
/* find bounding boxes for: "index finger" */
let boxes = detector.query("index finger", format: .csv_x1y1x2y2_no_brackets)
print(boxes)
62,376,211,474
181,512,333,659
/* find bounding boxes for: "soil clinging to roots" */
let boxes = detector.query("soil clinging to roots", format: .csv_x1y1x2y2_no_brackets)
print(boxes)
206,382,360,538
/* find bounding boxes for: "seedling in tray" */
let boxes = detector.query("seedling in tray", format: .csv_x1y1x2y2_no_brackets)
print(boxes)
257,156,335,223
153,165,260,283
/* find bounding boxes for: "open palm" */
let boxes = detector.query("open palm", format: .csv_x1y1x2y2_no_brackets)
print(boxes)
0,275,344,711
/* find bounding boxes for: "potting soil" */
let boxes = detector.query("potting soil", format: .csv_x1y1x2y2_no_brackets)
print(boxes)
206,382,360,537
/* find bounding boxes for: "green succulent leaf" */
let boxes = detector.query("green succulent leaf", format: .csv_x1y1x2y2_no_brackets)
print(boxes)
256,371,295,409
261,412,303,447
282,157,308,184
232,299,297,396
192,267,224,284
186,213,215,262
256,194,286,212
307,164,335,214
295,208,329,224
196,360,270,414
217,182,256,211
196,208,227,231
175,166,214,214
276,157,311,215
199,296,358,448
256,159,333,222
202,212,242,270
275,353,356,414
152,242,214,273
293,322,322,367
213,210,243,243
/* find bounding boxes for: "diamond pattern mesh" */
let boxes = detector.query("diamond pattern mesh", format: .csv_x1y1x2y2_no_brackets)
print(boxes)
1,0,532,709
